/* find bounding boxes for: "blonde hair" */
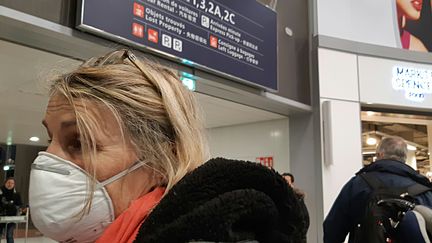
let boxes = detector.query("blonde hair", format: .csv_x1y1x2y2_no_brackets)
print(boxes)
49,49,209,201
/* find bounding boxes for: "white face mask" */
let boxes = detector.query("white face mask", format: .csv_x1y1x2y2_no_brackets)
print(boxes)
29,151,146,243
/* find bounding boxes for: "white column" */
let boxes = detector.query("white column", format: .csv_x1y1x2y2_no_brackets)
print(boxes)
406,150,417,170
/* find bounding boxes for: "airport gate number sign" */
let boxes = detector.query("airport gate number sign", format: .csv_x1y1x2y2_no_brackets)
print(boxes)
78,0,277,90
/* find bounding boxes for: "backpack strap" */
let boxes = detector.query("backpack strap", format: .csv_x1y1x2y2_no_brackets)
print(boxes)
360,172,385,190
407,183,432,197
360,172,432,196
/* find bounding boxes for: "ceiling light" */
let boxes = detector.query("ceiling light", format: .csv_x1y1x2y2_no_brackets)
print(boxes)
285,27,293,36
6,134,12,145
270,131,281,137
3,166,10,171
362,151,376,155
366,111,374,116
366,137,377,145
407,145,416,151
29,136,40,142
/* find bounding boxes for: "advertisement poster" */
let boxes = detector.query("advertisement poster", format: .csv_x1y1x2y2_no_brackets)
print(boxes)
77,0,277,90
403,0,432,51
318,0,432,52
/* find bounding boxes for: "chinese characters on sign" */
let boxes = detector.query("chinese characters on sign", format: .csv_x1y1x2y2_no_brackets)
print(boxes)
131,0,262,66
79,0,277,90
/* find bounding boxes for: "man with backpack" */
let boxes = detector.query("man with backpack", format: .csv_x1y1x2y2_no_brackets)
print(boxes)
323,136,432,243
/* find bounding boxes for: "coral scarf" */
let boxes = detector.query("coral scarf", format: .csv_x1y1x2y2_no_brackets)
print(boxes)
96,187,165,243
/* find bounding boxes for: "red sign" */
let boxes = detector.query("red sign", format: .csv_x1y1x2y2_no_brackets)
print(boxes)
132,23,144,38
148,28,159,43
133,3,144,18
256,156,274,168
210,35,218,48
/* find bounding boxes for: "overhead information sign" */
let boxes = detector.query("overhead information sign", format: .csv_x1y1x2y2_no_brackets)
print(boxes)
78,0,278,90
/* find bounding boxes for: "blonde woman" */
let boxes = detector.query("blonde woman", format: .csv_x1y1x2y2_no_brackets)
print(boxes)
29,49,307,243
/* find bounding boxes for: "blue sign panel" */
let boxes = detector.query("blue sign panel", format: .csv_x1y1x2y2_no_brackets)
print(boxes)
78,0,277,90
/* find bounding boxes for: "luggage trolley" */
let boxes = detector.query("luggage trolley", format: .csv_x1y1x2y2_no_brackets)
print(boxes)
0,208,29,243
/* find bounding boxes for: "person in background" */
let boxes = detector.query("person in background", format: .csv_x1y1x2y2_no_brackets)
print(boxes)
0,177,22,243
282,172,309,243
282,172,294,186
283,172,305,198
28,49,308,243
323,136,432,242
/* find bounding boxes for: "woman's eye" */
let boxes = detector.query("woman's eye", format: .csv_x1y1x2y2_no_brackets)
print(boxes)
47,139,52,144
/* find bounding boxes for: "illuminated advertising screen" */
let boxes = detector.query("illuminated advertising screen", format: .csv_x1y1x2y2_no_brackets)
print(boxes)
358,56,432,109
77,0,277,90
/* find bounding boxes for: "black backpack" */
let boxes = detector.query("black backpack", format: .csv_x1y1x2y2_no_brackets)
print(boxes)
352,172,432,243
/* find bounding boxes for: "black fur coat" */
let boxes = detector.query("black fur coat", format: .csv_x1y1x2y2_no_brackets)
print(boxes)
134,158,309,243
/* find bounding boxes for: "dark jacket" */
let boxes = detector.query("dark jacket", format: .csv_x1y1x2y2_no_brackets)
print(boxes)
134,158,309,243
0,186,22,216
323,159,432,243
297,196,309,243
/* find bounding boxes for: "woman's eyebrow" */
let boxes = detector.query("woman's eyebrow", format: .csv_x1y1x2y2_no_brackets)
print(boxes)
42,120,77,136
60,120,77,129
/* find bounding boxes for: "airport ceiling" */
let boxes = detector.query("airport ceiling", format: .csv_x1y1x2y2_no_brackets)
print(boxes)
0,40,284,146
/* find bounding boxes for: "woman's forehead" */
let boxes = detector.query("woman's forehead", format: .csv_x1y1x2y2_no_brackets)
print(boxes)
46,95,74,112
44,95,123,139
46,95,98,117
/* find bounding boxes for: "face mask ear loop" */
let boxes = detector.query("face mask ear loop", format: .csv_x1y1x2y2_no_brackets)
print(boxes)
97,161,147,189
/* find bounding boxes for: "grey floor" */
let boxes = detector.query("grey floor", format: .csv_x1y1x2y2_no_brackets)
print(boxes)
0,237,56,242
